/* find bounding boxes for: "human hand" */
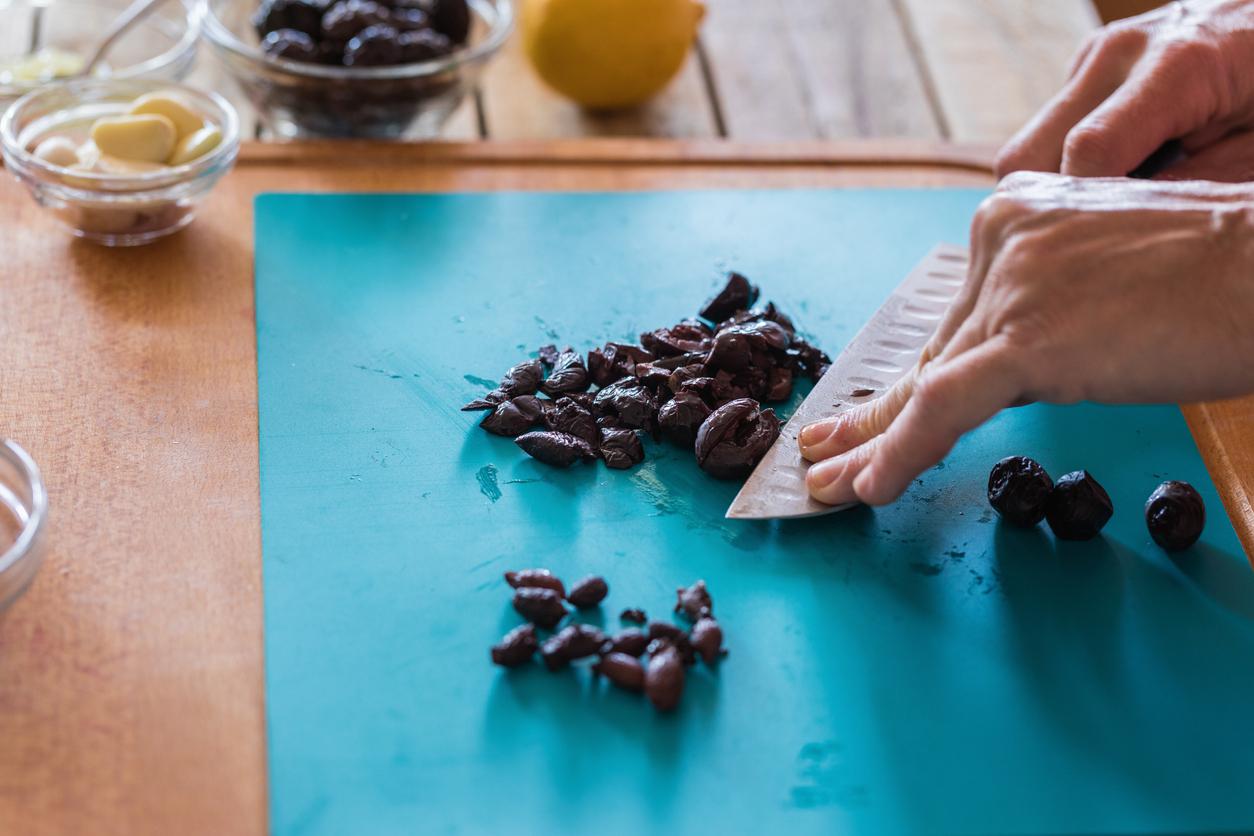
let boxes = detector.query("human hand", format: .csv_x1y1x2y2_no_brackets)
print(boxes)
799,172,1254,507
997,0,1254,179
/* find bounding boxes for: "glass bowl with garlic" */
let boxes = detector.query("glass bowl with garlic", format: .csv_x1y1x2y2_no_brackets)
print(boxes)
1,79,239,246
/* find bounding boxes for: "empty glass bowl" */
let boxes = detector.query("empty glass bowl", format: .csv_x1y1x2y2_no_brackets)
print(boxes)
0,0,203,105
203,0,512,139
0,440,48,614
1,79,241,246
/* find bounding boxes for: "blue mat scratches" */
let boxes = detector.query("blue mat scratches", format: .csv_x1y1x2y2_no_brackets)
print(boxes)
256,190,1254,836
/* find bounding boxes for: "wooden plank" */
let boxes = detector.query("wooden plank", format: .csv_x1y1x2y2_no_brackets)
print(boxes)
1092,0,1167,23
1,139,1249,835
477,0,719,139
897,0,1100,143
702,0,940,140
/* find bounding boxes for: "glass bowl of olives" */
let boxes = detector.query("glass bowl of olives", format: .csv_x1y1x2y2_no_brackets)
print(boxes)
203,0,511,139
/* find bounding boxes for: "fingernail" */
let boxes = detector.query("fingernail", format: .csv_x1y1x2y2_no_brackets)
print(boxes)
806,456,846,493
799,419,836,448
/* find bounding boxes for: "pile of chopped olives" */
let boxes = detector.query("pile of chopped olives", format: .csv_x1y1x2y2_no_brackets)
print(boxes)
491,571,727,713
464,273,830,480
253,0,470,67
987,456,1206,550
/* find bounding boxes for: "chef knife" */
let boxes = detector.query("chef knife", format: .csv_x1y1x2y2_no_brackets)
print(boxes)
725,244,970,520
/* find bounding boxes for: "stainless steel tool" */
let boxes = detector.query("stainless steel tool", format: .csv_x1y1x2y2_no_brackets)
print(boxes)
725,244,970,520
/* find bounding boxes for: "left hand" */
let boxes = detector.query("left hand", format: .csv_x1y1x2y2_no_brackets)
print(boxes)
798,171,1254,507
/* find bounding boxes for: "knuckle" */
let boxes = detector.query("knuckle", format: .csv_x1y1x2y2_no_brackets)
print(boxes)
1063,124,1117,169
975,192,1027,233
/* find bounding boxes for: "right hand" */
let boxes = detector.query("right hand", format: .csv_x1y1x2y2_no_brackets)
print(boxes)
997,0,1254,179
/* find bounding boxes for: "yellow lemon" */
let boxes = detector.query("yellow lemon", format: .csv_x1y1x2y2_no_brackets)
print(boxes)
522,0,706,110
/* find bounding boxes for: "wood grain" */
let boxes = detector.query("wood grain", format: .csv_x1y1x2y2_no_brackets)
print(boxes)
896,0,1099,142
1,139,1249,836
701,0,940,139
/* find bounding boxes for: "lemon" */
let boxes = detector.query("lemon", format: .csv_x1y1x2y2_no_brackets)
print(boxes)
522,0,706,110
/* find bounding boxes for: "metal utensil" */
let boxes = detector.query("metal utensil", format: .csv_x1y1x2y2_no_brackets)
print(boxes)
76,0,175,77
725,244,970,520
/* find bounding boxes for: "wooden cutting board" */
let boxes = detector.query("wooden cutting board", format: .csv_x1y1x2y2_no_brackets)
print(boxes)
0,140,1249,836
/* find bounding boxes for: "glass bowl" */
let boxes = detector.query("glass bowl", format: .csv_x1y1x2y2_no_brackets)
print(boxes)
203,0,512,139
1,79,240,246
0,0,203,106
0,440,48,615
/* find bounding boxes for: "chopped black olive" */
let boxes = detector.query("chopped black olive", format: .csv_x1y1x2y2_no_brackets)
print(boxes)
1145,480,1206,552
540,624,607,671
499,359,544,397
657,391,712,447
587,343,654,388
537,344,561,368
566,576,609,609
490,623,538,668
620,608,647,624
593,652,646,693
599,428,645,470
461,390,506,411
645,643,686,711
988,455,1054,527
504,568,565,597
1045,470,1114,541
640,320,713,357
540,349,590,396
511,587,568,629
694,398,781,480
690,617,725,666
543,397,598,444
647,623,696,666
600,628,649,658
515,431,597,468
699,271,760,322
593,380,658,430
675,579,713,620
479,395,545,437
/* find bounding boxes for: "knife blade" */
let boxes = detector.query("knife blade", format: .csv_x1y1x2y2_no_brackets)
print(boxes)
725,244,970,520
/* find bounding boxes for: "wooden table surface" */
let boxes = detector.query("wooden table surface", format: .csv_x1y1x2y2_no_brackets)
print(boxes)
192,0,1108,145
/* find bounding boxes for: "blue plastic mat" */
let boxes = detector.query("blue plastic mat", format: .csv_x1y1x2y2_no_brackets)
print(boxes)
256,190,1254,836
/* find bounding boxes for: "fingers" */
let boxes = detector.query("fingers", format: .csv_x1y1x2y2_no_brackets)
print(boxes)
1156,130,1254,183
1061,49,1207,177
799,372,915,463
851,337,1026,506
996,28,1145,178
806,435,882,506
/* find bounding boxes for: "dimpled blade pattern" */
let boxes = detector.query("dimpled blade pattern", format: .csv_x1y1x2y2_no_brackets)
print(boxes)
726,244,969,520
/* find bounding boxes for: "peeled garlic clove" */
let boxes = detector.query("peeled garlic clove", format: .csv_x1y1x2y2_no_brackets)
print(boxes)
167,124,222,166
128,92,204,139
33,136,81,167
94,154,168,175
90,114,176,164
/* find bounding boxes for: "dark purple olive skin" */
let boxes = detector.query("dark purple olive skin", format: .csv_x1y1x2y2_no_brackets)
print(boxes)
515,431,596,468
675,579,713,621
1145,480,1206,552
594,652,645,692
1045,470,1114,541
504,569,565,597
600,628,649,658
988,455,1054,527
699,272,760,322
645,644,686,711
490,623,538,667
690,617,725,666
512,587,568,629
566,576,609,609
260,29,320,61
694,398,780,480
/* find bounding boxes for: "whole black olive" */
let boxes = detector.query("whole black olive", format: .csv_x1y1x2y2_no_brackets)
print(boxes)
515,431,597,468
260,29,320,61
398,28,452,61
1145,480,1206,552
988,455,1054,527
426,0,471,43
490,623,538,668
254,0,327,38
1045,470,1114,541
343,24,404,66
566,575,609,609
322,0,391,39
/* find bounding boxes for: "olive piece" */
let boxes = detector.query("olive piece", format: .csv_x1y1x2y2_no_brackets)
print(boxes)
540,624,606,671
540,349,589,396
988,455,1054,527
594,652,645,693
344,24,404,66
542,397,598,444
657,391,712,447
511,587,569,629
479,395,545,437
675,579,713,621
515,431,597,468
253,0,327,38
426,0,471,43
694,398,780,480
1145,480,1206,552
260,29,320,62
504,568,565,597
690,617,725,666
645,642,686,711
620,607,647,624
599,628,649,658
490,623,538,668
566,575,609,609
599,428,645,470
699,271,760,322
321,0,391,39
1045,470,1114,541
593,379,658,431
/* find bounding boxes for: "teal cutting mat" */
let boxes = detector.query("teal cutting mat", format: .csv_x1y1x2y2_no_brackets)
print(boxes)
255,190,1254,836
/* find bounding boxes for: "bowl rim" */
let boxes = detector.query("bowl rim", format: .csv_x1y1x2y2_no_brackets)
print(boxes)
202,0,514,81
0,0,205,95
0,440,48,581
0,78,241,188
